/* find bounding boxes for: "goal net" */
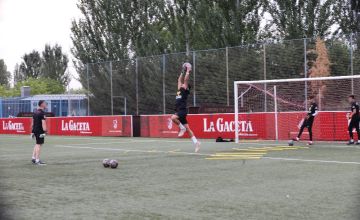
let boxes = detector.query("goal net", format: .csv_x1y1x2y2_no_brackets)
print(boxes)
234,75,360,143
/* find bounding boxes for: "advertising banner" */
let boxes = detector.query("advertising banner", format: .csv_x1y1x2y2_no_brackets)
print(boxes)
140,112,352,141
49,116,102,136
101,116,132,136
0,118,32,134
0,113,353,141
0,116,132,137
141,113,272,139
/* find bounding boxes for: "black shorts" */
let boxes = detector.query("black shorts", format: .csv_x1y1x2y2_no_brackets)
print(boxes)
349,117,360,129
303,117,314,128
175,110,188,124
34,133,45,145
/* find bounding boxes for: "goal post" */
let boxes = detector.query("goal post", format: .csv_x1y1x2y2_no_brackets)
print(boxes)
234,75,360,143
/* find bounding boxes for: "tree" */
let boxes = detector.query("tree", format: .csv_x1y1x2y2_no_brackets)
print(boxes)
328,39,351,76
14,45,69,87
14,63,25,84
333,1,359,35
18,50,42,79
308,38,331,78
41,44,69,86
0,78,65,98
308,38,331,109
0,59,11,86
264,0,334,40
71,0,263,63
70,0,263,114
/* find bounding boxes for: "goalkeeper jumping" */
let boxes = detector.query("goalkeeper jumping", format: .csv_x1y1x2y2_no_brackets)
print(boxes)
170,63,201,153
294,95,318,145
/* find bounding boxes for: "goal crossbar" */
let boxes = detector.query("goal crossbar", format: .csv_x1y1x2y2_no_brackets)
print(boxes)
234,74,360,86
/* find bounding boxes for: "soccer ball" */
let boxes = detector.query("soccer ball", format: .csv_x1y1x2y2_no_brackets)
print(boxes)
102,159,110,168
109,160,118,169
182,62,192,72
288,140,294,146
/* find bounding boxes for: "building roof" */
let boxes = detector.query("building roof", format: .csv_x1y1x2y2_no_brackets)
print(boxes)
21,94,87,101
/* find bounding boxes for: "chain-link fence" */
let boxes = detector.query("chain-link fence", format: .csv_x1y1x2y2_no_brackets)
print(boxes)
2,35,358,117
0,96,88,118
85,34,360,115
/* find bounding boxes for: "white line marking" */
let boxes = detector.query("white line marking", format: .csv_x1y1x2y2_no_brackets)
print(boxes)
237,142,281,146
51,139,199,146
55,145,360,165
58,141,157,146
0,154,30,158
54,145,212,156
263,157,360,165
2,135,359,149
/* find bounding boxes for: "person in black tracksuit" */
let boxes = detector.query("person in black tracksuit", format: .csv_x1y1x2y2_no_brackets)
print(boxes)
295,95,318,145
170,63,201,152
31,100,47,165
347,95,360,145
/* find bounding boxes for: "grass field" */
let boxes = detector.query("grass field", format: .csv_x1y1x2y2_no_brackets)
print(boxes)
0,135,360,220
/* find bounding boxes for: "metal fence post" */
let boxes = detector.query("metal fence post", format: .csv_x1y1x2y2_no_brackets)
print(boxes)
162,54,166,114
67,84,71,116
304,38,308,110
0,98,3,118
78,99,81,116
124,97,127,116
86,63,90,116
226,47,229,106
60,97,62,116
234,81,239,143
263,43,267,112
350,33,354,94
274,85,278,141
110,61,113,115
135,58,139,115
192,52,196,106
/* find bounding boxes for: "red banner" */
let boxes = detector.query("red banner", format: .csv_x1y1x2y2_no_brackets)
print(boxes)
48,116,133,136
0,118,32,134
141,112,353,141
0,116,132,137
0,113,354,141
141,113,271,139
48,117,102,136
100,116,132,136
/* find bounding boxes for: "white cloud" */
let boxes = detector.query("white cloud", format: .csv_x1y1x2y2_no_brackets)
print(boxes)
0,0,82,89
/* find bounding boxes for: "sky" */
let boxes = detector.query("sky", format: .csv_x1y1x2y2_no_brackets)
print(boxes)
0,0,82,89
